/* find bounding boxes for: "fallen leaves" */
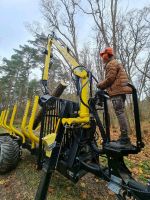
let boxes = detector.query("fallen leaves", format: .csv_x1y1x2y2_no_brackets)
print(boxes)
108,190,115,196
80,191,88,199
95,178,99,183
48,186,55,194
0,179,7,185
66,186,71,191
132,167,143,175
80,182,86,188
138,167,143,174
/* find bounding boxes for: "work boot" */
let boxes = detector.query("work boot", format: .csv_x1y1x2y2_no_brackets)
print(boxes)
116,136,131,145
109,136,132,148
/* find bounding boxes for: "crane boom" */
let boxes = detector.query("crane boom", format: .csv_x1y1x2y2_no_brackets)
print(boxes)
42,35,90,126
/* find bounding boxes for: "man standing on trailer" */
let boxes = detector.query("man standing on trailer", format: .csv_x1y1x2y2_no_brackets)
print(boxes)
97,47,132,147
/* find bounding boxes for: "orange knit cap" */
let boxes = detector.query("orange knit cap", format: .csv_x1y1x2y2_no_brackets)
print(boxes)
100,47,114,57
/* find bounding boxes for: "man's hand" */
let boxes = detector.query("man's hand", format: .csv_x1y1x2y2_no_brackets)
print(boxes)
96,82,102,89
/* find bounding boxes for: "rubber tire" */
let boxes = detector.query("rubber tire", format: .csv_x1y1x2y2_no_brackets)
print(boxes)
0,136,20,174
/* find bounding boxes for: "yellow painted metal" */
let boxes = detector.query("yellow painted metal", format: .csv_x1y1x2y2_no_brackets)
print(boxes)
43,133,56,147
0,108,15,136
42,39,52,81
1,110,7,129
45,38,90,127
9,104,25,143
0,111,3,126
79,77,90,118
3,108,12,134
21,100,36,148
62,116,90,125
61,76,90,127
28,96,39,147
43,133,56,157
0,111,5,127
2,110,7,128
35,125,41,131
51,38,87,78
43,119,60,157
21,100,30,138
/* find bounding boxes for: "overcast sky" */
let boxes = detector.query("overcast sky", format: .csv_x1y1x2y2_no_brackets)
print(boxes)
0,0,149,60
0,0,42,59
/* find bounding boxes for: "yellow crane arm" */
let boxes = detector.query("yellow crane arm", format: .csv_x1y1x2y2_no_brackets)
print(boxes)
42,35,90,126
42,38,87,81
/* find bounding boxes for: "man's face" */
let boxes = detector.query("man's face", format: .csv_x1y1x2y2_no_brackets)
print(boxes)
101,53,109,63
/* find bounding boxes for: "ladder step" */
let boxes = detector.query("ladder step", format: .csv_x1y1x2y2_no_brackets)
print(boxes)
104,142,138,156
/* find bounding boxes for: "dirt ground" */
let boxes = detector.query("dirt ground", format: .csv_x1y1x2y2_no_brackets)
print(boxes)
0,150,116,200
110,122,150,183
0,122,150,200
